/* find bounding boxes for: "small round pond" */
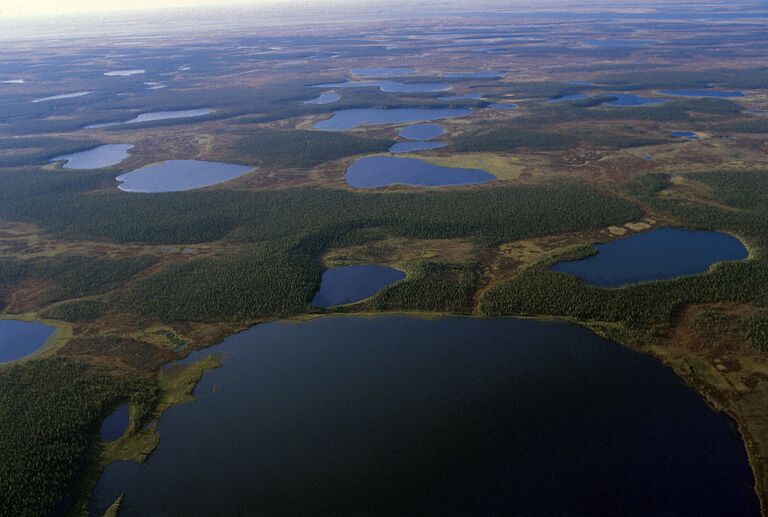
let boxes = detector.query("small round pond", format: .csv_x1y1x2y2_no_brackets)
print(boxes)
0,320,55,363
311,265,405,307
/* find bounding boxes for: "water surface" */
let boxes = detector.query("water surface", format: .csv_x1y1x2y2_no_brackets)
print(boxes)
313,107,470,131
488,102,518,110
552,228,748,287
397,123,444,140
89,315,760,516
32,91,92,103
548,93,590,102
314,80,450,93
311,265,405,307
86,108,213,129
53,144,133,169
0,320,55,363
443,71,504,79
104,69,145,77
346,156,494,188
351,67,416,77
671,131,699,140
659,89,745,98
607,94,667,107
100,405,130,442
116,160,252,193
304,91,341,104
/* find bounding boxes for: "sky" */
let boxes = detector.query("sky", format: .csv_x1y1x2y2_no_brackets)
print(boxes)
0,0,310,19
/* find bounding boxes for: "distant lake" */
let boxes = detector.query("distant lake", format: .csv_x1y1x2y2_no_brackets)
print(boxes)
389,141,447,153
32,91,92,103
552,228,748,287
116,160,252,193
100,405,130,442
443,71,504,79
608,94,667,107
86,108,213,129
314,80,450,93
311,265,405,307
0,320,54,363
304,91,341,104
488,102,518,110
351,67,416,77
89,315,760,516
583,38,656,47
659,89,745,98
439,93,483,100
104,69,145,77
671,131,699,140
52,144,133,169
346,156,494,188
313,107,471,131
398,123,444,140
548,93,590,102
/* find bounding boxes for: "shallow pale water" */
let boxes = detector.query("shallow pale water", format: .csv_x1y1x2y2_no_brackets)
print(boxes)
53,144,134,169
346,155,494,188
116,160,252,193
86,108,213,129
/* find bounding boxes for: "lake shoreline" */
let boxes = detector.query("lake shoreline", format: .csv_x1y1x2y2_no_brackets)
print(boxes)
86,309,767,515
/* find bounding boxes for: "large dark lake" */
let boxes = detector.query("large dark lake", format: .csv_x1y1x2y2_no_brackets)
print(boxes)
89,316,759,516
552,228,748,287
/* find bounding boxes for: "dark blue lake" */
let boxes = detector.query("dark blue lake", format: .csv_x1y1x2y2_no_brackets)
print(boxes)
608,94,667,107
52,144,134,170
311,265,405,307
389,141,447,153
0,320,55,363
346,156,494,188
397,123,444,140
304,91,341,104
659,89,745,98
100,405,130,442
313,108,471,131
116,160,253,193
552,228,748,287
89,315,759,517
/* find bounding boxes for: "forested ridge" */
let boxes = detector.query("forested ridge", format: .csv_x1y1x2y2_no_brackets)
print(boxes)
0,359,156,517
